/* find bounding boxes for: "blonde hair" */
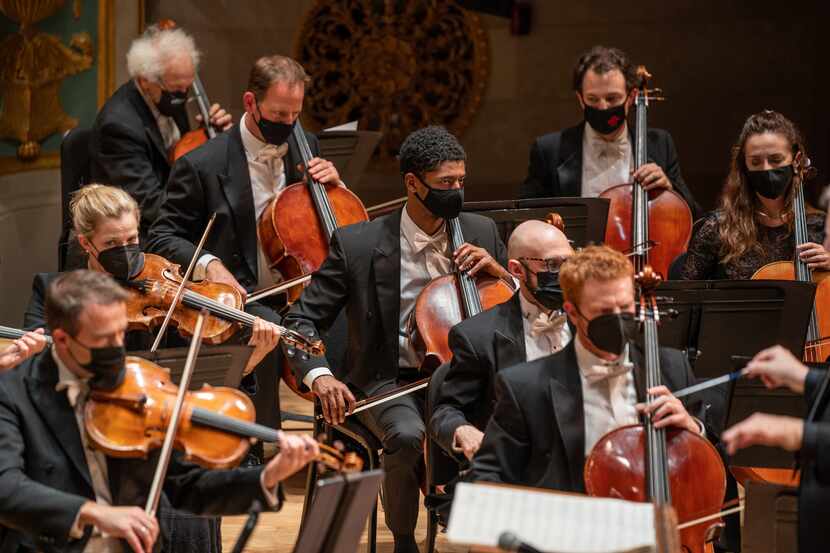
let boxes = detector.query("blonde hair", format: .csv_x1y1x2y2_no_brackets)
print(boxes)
247,55,310,101
559,245,633,306
126,24,201,82
70,184,140,237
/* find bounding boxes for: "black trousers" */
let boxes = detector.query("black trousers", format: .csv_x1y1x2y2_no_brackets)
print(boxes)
240,301,283,430
356,382,425,539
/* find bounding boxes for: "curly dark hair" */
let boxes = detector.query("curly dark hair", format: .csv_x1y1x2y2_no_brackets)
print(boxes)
572,45,637,92
398,126,466,176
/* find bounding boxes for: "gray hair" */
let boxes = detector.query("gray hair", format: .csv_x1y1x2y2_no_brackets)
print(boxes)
126,24,201,82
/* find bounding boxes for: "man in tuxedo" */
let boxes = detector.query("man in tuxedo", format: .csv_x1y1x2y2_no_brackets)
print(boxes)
430,219,573,460
147,54,342,431
282,126,510,553
722,345,830,553
90,24,233,242
469,245,707,492
518,45,701,218
0,270,317,553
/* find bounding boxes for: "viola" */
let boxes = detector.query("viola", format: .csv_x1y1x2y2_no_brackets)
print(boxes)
84,355,362,473
157,19,217,161
124,253,323,356
412,216,516,373
600,67,693,278
584,267,726,553
257,120,368,399
751,157,829,363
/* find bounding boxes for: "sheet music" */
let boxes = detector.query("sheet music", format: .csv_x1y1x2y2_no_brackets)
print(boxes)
323,120,358,132
447,483,656,553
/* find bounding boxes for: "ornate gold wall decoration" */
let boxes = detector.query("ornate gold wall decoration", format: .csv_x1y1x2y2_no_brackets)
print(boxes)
0,0,93,163
294,0,490,160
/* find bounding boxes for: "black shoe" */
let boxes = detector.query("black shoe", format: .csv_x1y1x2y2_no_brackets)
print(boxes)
393,536,420,553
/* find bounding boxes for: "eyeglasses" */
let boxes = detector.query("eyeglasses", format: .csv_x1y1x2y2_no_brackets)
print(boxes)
518,256,568,271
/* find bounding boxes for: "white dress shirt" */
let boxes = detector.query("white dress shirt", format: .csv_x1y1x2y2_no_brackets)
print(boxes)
194,112,287,286
581,122,633,198
573,335,639,456
518,291,571,361
134,80,181,151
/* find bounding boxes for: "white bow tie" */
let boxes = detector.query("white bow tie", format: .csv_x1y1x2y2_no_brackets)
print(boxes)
530,310,567,337
411,230,447,255
591,136,628,159
254,143,289,175
55,379,88,408
581,357,633,384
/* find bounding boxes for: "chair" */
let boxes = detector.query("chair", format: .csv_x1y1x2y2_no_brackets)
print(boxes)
302,402,381,553
424,362,462,553
58,127,93,271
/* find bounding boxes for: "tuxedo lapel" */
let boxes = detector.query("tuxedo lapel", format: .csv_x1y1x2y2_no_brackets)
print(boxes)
284,131,305,185
494,295,527,369
372,210,404,367
219,124,258,280
125,83,169,164
24,353,93,490
556,125,584,197
547,344,585,487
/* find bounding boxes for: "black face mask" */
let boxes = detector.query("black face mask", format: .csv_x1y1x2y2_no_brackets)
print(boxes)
584,312,639,356
583,103,627,135
414,175,464,219
256,103,294,146
746,165,793,200
156,88,190,134
524,267,563,311
97,243,145,281
68,336,127,391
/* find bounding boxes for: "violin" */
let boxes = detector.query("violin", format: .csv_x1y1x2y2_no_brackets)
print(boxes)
157,19,217,161
752,156,829,362
124,252,323,356
411,216,516,373
584,267,726,553
84,355,362,473
600,67,693,278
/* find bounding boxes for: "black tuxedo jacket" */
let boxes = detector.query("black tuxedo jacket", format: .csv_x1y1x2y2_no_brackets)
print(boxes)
282,209,508,396
89,81,173,241
429,293,527,453
0,350,274,553
797,369,830,553
469,340,701,492
519,124,702,219
146,123,318,292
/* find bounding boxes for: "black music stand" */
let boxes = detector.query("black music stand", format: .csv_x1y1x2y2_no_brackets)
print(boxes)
132,345,251,390
318,130,382,187
462,197,609,247
741,481,798,553
293,470,384,553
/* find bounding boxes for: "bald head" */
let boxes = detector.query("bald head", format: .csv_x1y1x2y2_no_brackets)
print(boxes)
508,220,573,260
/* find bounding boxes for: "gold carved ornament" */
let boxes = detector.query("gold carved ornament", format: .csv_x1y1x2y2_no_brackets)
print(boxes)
294,0,490,160
0,0,93,163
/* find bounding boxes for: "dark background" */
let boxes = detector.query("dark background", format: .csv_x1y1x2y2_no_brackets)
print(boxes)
147,0,830,213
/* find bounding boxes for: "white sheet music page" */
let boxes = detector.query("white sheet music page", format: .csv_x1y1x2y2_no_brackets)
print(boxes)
446,482,657,553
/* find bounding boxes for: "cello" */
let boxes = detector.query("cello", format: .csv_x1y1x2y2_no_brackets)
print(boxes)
157,19,217,161
584,267,726,553
600,67,692,277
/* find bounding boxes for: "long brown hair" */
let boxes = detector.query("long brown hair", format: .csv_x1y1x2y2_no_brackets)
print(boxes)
718,110,806,263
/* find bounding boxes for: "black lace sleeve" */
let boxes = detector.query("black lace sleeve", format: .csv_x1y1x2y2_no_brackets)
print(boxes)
680,214,721,280
806,212,827,246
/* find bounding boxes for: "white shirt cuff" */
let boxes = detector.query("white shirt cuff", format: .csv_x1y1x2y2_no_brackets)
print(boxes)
193,254,219,281
302,367,333,389
259,470,280,509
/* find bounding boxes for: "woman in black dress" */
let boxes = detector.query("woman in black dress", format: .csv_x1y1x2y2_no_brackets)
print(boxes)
681,110,828,280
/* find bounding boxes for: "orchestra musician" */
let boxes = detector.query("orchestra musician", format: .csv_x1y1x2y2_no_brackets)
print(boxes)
282,126,510,553
722,345,830,553
469,245,711,491
89,24,233,243
518,45,701,218
430,219,574,460
0,270,318,553
146,55,343,431
681,110,828,280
